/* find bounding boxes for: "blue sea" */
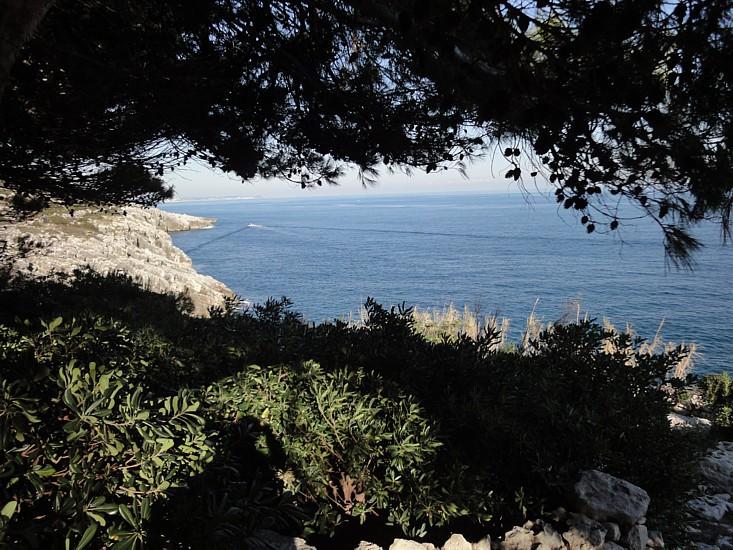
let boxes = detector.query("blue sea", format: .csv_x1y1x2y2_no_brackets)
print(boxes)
163,191,732,375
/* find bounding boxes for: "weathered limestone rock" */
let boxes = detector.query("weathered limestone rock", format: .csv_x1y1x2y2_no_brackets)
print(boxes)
562,530,598,550
687,494,732,522
668,412,712,431
473,536,492,550
600,543,625,550
500,526,534,550
684,442,733,549
248,529,316,549
442,534,471,550
355,542,383,550
574,470,650,525
602,522,621,542
563,513,607,549
700,442,733,494
1,202,234,315
625,524,648,550
389,540,428,550
533,523,564,550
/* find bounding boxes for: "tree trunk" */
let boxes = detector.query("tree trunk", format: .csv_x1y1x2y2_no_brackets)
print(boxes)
0,0,52,100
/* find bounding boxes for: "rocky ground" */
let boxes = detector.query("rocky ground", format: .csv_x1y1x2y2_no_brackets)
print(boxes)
246,469,659,550
0,196,234,315
672,397,733,549
245,413,733,550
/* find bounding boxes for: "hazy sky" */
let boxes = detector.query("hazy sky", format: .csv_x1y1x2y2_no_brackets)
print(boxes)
165,156,552,200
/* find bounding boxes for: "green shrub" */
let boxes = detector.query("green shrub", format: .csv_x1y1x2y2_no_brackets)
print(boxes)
0,316,215,549
701,372,733,429
204,361,492,537
0,312,491,547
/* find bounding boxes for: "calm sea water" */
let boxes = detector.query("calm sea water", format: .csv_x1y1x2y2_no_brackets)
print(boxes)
163,191,732,375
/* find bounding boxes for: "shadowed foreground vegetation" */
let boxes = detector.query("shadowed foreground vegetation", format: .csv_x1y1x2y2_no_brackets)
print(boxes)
0,272,716,549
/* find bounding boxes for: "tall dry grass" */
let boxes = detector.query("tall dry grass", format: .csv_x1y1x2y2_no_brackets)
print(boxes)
412,304,517,351
602,317,699,379
354,300,699,378
347,300,698,378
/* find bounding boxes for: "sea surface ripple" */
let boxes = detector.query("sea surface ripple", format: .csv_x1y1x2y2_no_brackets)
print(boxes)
164,192,733,375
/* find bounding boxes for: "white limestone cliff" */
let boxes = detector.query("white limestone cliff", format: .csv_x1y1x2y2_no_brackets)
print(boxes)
0,198,234,315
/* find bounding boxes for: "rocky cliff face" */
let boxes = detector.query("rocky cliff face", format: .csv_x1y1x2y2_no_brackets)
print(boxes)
0,199,234,315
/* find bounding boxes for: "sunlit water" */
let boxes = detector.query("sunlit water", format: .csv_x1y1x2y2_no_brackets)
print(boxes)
163,191,732,375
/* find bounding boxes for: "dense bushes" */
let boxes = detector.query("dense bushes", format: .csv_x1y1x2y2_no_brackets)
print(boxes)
0,305,491,547
0,274,706,548
204,362,492,536
0,317,214,549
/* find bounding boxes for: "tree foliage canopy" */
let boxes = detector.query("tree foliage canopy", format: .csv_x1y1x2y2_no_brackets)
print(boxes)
1,0,732,261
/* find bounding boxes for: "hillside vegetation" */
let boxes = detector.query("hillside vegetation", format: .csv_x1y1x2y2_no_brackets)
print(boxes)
0,271,712,549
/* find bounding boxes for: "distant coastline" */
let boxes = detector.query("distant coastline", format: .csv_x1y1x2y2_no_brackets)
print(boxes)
165,188,538,205
166,195,259,204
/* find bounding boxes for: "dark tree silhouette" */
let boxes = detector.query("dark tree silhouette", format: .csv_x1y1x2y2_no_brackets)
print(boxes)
1,0,731,262
0,0,51,99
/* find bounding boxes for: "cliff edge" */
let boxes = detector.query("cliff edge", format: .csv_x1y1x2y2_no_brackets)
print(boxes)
0,197,234,315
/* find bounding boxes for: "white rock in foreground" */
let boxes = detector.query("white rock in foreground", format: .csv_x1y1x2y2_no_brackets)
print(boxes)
442,534,471,550
687,494,732,522
624,524,648,550
668,412,712,431
700,442,733,494
563,513,607,549
574,470,650,525
501,526,534,550
388,539,434,550
533,524,564,550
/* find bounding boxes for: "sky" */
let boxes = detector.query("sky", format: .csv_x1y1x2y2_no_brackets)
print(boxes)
165,156,552,201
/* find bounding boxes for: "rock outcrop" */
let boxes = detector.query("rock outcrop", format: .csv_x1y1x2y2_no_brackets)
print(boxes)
668,412,713,431
242,471,663,550
0,200,234,315
700,442,733,494
573,470,650,526
684,441,733,549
